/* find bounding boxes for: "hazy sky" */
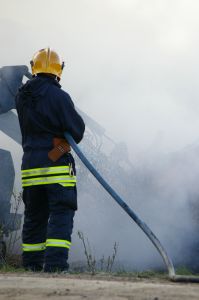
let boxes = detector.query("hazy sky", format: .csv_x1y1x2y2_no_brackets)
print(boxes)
1,0,199,157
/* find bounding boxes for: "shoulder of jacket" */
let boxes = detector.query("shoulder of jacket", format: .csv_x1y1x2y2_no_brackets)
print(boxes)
50,84,72,100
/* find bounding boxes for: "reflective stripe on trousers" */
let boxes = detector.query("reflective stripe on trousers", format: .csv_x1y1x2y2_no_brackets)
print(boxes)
22,239,71,252
21,165,76,188
22,242,46,252
46,239,71,249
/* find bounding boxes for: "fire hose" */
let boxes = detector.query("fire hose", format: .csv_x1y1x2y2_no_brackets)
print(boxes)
65,132,199,283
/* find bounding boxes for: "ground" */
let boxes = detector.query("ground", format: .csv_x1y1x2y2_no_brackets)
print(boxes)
0,273,199,300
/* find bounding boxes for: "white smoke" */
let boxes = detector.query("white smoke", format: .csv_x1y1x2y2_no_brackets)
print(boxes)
1,0,199,270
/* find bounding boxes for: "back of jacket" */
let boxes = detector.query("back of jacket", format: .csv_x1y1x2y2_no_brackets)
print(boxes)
15,75,85,169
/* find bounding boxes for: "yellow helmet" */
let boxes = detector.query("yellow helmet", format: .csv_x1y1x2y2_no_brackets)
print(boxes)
30,48,64,79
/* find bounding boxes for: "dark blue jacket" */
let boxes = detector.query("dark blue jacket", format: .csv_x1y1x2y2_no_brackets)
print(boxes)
15,75,85,170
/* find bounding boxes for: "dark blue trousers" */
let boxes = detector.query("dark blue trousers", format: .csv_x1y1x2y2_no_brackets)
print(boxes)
22,184,76,271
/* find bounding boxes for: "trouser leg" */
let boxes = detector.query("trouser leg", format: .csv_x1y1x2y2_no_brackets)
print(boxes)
22,186,49,271
44,184,76,272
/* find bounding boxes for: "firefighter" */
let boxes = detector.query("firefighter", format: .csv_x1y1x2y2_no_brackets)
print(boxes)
15,48,85,272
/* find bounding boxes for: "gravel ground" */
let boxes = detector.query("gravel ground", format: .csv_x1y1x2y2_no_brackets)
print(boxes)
0,273,199,300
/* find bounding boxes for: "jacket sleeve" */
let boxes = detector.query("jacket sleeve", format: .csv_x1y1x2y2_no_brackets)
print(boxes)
56,92,85,144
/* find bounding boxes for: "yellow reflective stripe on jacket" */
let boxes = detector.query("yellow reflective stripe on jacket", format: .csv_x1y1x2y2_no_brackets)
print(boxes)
22,175,76,186
22,242,46,252
21,166,76,187
21,166,70,177
22,182,76,187
59,183,76,187
46,239,71,249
